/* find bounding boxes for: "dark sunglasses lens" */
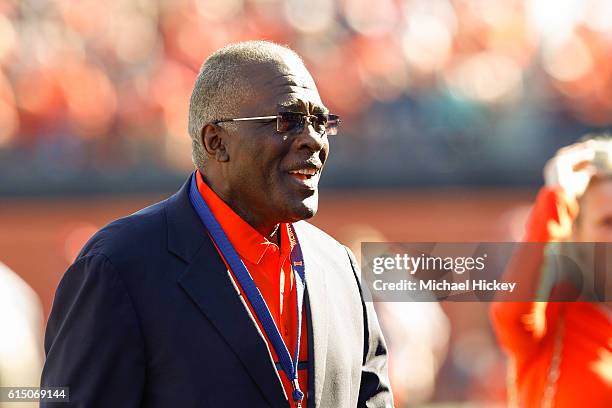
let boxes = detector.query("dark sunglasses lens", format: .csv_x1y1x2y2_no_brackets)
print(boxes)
277,112,340,135
325,114,340,136
277,112,304,133
311,114,328,134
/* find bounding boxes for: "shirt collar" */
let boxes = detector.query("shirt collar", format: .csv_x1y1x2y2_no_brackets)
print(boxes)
195,170,294,264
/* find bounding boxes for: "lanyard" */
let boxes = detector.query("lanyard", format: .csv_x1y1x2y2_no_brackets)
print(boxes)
188,173,306,407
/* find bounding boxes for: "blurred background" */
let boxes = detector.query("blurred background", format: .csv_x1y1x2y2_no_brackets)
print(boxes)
0,0,610,406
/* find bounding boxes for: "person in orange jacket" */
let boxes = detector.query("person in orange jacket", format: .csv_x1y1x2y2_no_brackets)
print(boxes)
490,133,612,407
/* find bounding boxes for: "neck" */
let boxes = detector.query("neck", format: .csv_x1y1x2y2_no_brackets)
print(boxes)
201,172,280,240
238,209,279,239
232,205,280,241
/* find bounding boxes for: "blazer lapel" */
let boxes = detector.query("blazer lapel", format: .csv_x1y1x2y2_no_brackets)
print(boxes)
295,222,328,408
166,179,288,408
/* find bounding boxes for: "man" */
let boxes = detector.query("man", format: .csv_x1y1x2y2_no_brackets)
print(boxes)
42,41,393,408
490,134,612,407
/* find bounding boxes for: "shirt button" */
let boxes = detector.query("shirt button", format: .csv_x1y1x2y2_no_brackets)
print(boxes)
284,327,289,336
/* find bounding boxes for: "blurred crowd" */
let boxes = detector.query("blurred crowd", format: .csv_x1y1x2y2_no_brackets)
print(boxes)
1,2,611,405
0,0,611,193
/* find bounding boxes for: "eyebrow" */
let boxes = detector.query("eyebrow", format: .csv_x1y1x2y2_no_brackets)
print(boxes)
278,99,328,114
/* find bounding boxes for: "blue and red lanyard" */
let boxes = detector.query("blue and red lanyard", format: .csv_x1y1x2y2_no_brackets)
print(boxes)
189,173,306,407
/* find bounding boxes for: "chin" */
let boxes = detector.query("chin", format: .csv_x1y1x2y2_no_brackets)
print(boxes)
287,193,319,222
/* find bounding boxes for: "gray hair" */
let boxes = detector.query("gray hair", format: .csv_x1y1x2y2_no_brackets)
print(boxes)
188,41,304,171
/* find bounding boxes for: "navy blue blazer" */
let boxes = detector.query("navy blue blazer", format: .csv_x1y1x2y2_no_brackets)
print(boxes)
41,179,393,407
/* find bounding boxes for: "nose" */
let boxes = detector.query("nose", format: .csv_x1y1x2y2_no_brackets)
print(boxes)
295,116,327,153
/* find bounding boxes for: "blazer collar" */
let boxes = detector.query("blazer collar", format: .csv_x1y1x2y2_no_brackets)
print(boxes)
166,177,289,407
294,222,328,408
165,177,207,263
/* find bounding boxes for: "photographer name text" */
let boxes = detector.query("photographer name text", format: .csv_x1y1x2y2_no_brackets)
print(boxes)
372,279,516,292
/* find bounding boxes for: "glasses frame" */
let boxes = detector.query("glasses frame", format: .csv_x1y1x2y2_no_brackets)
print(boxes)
212,112,340,136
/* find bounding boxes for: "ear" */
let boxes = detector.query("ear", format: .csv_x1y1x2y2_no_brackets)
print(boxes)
201,123,230,162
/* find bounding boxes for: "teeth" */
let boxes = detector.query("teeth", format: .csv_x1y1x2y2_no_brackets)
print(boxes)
289,168,317,176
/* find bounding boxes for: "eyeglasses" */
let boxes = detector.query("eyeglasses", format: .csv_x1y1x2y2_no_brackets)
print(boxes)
212,112,340,136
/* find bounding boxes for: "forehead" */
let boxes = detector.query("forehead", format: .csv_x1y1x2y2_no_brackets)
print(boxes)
239,59,326,114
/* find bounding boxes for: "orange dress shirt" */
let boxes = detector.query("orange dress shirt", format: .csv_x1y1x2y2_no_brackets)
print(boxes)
196,170,309,407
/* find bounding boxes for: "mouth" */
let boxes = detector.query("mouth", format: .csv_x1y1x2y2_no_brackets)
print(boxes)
286,166,321,190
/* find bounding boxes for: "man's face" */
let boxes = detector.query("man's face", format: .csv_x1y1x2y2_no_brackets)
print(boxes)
575,178,612,242
220,57,330,226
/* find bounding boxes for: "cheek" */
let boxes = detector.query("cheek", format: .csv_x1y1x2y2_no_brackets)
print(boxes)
321,140,330,160
578,222,612,242
597,225,612,242
255,151,286,193
234,139,273,175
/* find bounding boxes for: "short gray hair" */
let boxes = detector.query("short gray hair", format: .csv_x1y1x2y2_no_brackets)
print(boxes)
188,41,303,171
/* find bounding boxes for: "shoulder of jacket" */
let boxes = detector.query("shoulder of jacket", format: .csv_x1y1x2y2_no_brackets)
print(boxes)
76,198,169,265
